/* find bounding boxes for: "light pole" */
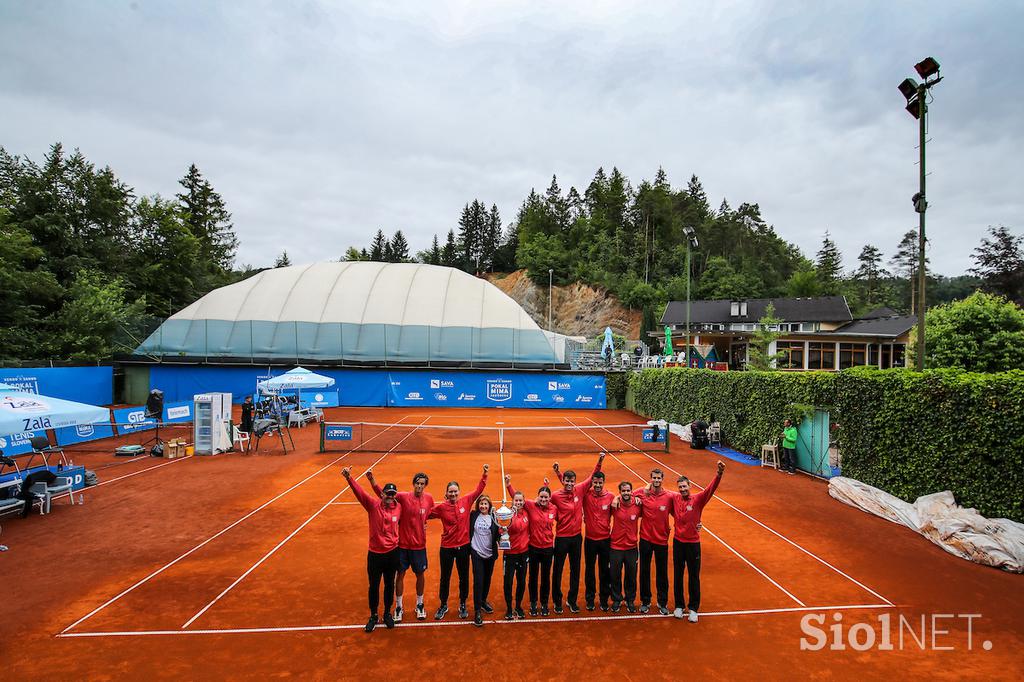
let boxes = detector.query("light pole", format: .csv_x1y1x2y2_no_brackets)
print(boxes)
683,227,699,367
548,268,553,331
898,56,942,371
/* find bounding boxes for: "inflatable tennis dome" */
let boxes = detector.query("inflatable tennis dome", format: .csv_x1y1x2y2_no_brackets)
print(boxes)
136,262,558,364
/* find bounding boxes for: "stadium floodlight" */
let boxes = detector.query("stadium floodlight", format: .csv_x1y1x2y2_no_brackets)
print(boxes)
682,227,699,367
914,57,940,80
897,57,943,370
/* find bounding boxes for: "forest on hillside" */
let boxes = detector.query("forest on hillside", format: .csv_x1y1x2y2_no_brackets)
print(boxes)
2,143,1020,363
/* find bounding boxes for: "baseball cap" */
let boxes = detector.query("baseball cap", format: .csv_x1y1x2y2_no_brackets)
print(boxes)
382,483,398,496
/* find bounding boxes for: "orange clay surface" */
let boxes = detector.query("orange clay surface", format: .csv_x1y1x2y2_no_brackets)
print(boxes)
1,407,1021,681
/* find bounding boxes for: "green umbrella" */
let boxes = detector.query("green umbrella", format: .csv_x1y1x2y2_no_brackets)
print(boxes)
664,325,674,356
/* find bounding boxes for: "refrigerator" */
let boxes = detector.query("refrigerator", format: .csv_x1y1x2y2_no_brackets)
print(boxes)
193,392,233,455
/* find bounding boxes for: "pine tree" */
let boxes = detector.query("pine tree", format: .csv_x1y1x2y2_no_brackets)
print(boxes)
424,234,442,265
970,225,1024,304
815,231,843,295
274,251,291,267
890,230,926,314
388,230,410,262
342,247,364,261
479,204,502,271
369,229,387,261
855,244,888,308
176,164,238,281
441,229,458,267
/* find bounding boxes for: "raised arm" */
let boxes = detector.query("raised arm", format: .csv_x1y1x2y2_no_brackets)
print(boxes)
465,464,489,501
343,467,374,511
367,469,383,498
577,452,606,492
698,461,726,508
505,474,516,501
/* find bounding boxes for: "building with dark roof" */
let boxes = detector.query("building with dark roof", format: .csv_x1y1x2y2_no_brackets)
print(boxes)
658,296,915,370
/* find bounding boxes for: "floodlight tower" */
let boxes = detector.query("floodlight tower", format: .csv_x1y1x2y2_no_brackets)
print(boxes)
683,226,699,366
897,56,942,370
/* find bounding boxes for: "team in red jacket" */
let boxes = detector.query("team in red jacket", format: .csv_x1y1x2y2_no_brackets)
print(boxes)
346,453,726,628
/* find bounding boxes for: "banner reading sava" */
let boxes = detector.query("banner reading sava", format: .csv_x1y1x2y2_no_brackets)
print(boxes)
385,372,606,409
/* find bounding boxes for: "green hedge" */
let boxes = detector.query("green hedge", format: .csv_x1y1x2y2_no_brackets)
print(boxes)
605,371,629,410
627,367,1024,521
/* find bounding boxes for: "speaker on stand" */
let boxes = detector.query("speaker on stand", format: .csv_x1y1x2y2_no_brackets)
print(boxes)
141,389,165,455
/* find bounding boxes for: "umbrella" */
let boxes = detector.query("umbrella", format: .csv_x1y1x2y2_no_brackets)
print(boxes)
0,383,109,437
664,325,674,356
257,367,335,393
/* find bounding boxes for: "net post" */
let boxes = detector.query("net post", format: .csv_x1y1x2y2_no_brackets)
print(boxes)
319,420,325,453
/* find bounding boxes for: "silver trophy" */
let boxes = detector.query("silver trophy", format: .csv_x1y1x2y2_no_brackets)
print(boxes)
495,502,515,550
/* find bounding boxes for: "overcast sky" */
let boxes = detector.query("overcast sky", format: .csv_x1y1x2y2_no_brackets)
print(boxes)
2,1,1021,275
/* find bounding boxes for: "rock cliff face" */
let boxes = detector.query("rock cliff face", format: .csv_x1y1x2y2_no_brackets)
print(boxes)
487,270,641,339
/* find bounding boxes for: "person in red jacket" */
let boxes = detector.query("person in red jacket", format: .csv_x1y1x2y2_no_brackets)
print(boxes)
501,490,531,620
634,468,675,615
367,470,433,622
581,469,614,611
505,473,556,617
343,466,402,633
609,480,642,612
548,453,603,614
428,464,489,620
672,461,725,622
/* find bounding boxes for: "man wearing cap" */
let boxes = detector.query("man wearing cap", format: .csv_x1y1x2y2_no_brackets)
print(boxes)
368,470,433,621
343,466,402,633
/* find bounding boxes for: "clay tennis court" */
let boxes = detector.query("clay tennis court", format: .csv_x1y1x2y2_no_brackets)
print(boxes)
2,407,1021,680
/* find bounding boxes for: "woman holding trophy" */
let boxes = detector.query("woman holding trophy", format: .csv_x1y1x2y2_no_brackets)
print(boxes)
468,495,501,627
497,490,530,620
506,474,556,617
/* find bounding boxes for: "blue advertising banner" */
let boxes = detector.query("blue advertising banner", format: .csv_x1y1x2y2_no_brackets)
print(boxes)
324,424,353,440
111,405,156,434
150,366,389,406
163,401,193,423
300,390,339,408
642,428,666,443
0,366,112,405
385,372,606,409
0,429,47,455
55,419,117,447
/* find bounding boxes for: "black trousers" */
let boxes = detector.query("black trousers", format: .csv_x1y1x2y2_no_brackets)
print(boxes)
528,545,554,605
673,540,702,611
438,544,470,605
584,537,611,606
503,552,528,610
552,534,582,606
639,539,669,607
781,446,797,473
609,547,639,604
367,549,400,616
470,549,497,612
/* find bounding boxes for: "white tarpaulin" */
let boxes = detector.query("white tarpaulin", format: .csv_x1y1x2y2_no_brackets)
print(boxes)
829,476,1024,573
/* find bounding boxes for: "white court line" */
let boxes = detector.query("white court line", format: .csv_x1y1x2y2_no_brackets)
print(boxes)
327,501,361,505
181,417,432,629
564,419,804,607
60,416,415,634
57,603,894,638
50,456,193,503
582,416,894,607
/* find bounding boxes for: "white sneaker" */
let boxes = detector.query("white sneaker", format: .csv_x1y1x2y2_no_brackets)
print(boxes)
394,606,403,623
673,607,685,619
688,610,698,623
416,603,426,620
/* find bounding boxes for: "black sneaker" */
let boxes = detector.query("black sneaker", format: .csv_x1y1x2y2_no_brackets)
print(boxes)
482,601,494,614
364,615,378,633
458,602,469,619
627,603,637,613
505,610,515,621
383,612,395,629
612,601,622,613
553,603,563,614
393,606,403,623
529,603,538,617
434,605,448,620
600,602,610,612
567,602,580,614
515,607,526,619
540,604,549,617
474,611,483,627
639,603,650,614
658,604,670,616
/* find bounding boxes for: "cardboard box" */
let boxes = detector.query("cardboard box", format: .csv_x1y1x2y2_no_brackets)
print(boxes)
165,438,188,459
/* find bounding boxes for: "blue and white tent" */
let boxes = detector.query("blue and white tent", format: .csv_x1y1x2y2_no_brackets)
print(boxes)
257,367,335,394
0,383,109,437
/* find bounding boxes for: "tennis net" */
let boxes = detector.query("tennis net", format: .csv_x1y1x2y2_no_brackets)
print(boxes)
319,421,669,454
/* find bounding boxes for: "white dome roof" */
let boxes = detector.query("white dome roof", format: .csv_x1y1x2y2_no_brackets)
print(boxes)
170,261,543,331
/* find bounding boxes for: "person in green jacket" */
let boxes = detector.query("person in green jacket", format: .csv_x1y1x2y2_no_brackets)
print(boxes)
780,419,798,474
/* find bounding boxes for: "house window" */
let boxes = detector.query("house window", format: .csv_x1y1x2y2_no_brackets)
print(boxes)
869,344,880,367
892,344,906,367
777,340,804,369
808,342,835,370
839,343,867,369
800,322,819,332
